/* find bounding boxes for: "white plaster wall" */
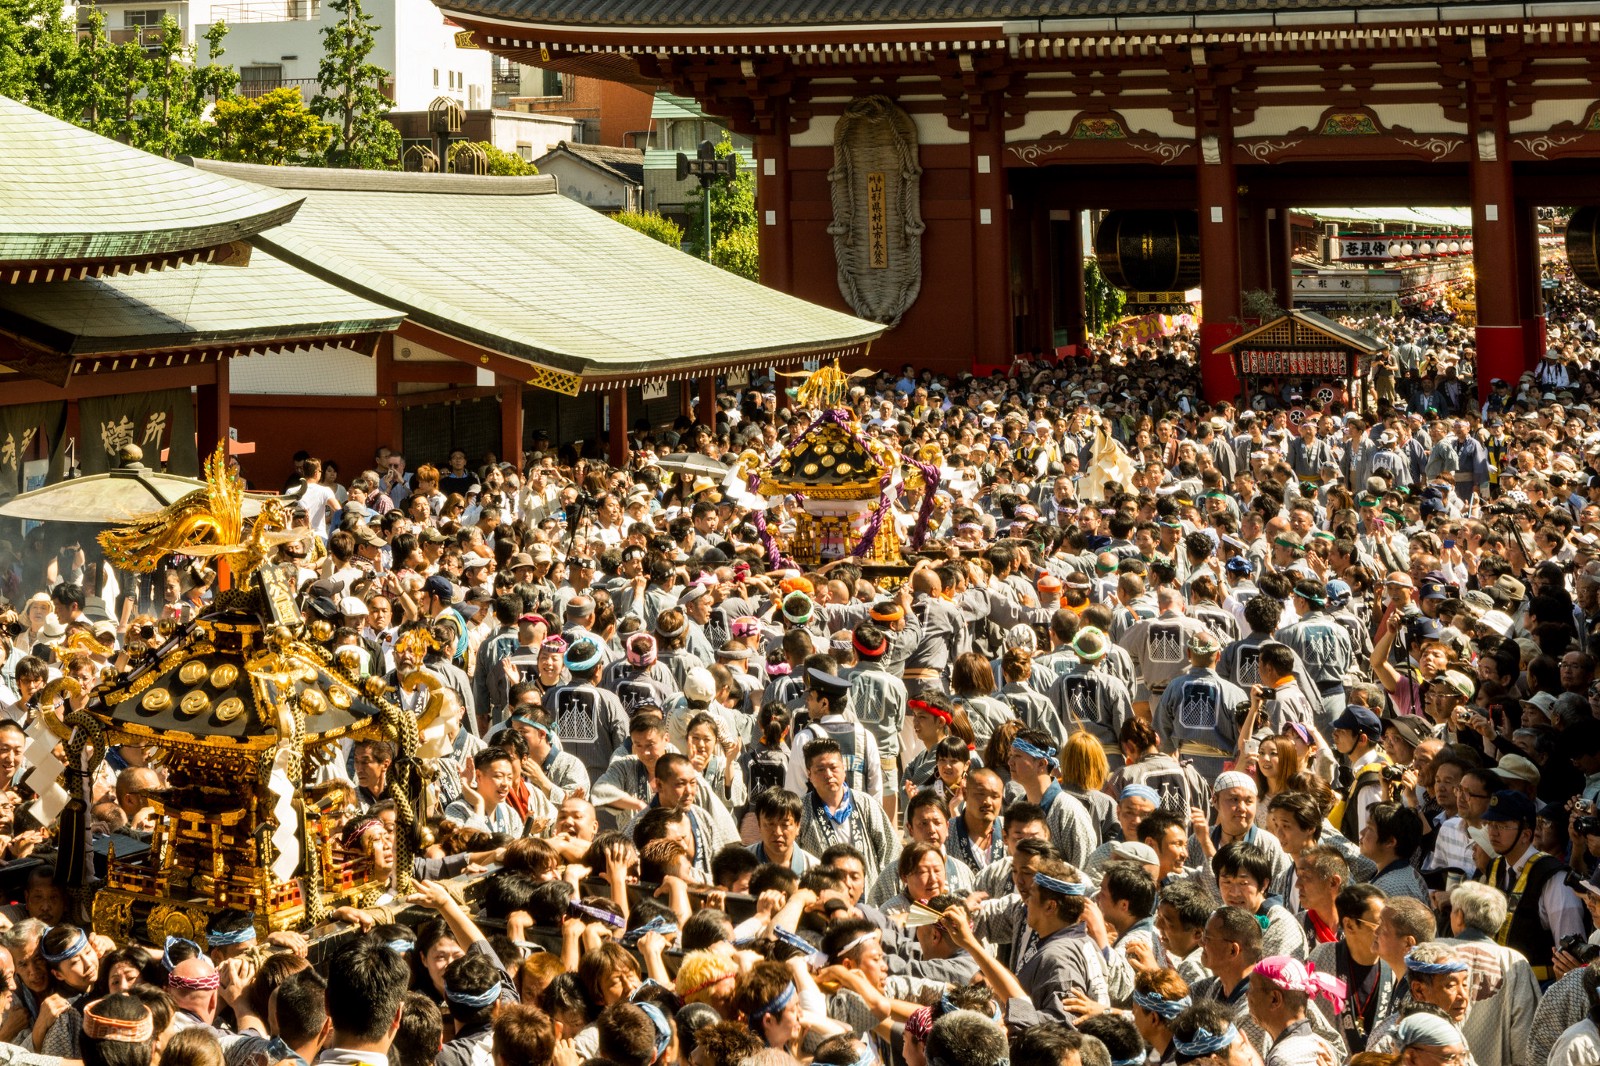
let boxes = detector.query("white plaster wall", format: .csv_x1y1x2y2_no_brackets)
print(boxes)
1008,104,1081,142
1509,97,1595,134
541,157,629,210
230,346,377,395
490,111,579,156
1368,101,1464,133
1233,104,1335,139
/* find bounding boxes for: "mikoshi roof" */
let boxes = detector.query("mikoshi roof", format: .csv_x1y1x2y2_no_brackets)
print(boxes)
439,0,1526,32
761,419,888,497
92,609,383,745
188,159,883,395
0,248,403,384
0,96,303,280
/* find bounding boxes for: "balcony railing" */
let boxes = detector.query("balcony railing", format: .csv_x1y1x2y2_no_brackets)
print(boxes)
212,0,319,22
79,26,166,46
240,77,321,99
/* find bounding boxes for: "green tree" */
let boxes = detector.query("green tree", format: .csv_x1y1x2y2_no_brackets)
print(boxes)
445,140,539,176
196,21,239,105
97,35,151,144
683,135,756,262
1083,256,1127,336
310,0,399,169
614,210,684,248
710,226,759,281
0,0,84,118
209,87,332,164
134,16,204,157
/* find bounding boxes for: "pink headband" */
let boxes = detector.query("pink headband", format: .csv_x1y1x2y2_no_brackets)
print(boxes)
1251,956,1346,1014
168,969,221,992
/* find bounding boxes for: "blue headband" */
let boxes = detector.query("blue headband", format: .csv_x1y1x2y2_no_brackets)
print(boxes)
205,926,256,948
750,982,796,1023
162,936,204,973
1174,1024,1239,1058
1034,872,1087,896
564,643,604,671
1394,1013,1465,1050
1120,784,1161,805
445,981,503,1009
623,916,680,946
1132,990,1191,1020
1012,738,1057,762
385,939,414,955
571,901,627,929
1111,1058,1143,1066
638,1001,671,1059
1404,951,1470,976
42,928,88,965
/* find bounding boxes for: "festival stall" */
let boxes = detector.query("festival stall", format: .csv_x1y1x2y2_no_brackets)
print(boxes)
1214,309,1384,416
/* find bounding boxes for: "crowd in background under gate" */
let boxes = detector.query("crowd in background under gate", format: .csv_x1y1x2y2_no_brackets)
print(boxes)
6,262,1600,1066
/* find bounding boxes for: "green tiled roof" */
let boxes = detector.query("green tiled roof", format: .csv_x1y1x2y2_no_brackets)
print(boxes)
0,249,403,356
651,93,706,121
187,159,883,384
643,148,756,172
0,96,303,270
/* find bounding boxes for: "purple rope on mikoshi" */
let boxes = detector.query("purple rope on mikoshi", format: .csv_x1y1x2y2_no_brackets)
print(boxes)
747,468,796,571
900,455,941,550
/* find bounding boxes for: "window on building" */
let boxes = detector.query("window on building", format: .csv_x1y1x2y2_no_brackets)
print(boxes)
433,68,439,86
124,9,166,25
239,65,282,97
516,142,533,160
542,69,561,96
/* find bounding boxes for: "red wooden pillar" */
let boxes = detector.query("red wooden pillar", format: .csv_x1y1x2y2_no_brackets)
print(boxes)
196,355,230,459
1468,88,1523,403
698,376,716,428
499,376,523,470
1267,207,1294,309
1061,209,1087,349
1238,199,1269,302
756,101,792,292
1197,125,1243,403
679,381,693,419
1514,201,1546,369
607,389,629,467
970,101,1011,369
374,333,401,451
1025,188,1054,353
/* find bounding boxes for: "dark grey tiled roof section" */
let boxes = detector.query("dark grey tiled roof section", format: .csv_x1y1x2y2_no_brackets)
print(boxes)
188,158,881,379
0,96,303,266
0,249,404,355
441,0,1527,30
555,142,645,186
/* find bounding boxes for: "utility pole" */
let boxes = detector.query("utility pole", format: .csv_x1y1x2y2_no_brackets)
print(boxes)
676,139,738,260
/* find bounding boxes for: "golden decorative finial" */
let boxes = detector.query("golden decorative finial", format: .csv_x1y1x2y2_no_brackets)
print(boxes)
99,443,292,580
776,360,875,411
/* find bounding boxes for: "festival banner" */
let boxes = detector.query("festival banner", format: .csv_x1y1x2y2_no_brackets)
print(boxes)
77,388,198,476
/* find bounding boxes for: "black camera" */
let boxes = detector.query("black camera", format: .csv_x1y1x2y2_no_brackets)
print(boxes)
1576,816,1600,838
1560,933,1600,964
1382,764,1408,782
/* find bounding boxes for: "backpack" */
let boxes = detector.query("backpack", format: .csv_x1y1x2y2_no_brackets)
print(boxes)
745,747,788,801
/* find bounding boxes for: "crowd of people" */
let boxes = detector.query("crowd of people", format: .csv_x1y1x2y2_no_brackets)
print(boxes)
0,260,1599,1066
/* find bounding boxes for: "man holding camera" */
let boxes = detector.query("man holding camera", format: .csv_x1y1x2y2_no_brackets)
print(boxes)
1479,790,1585,984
